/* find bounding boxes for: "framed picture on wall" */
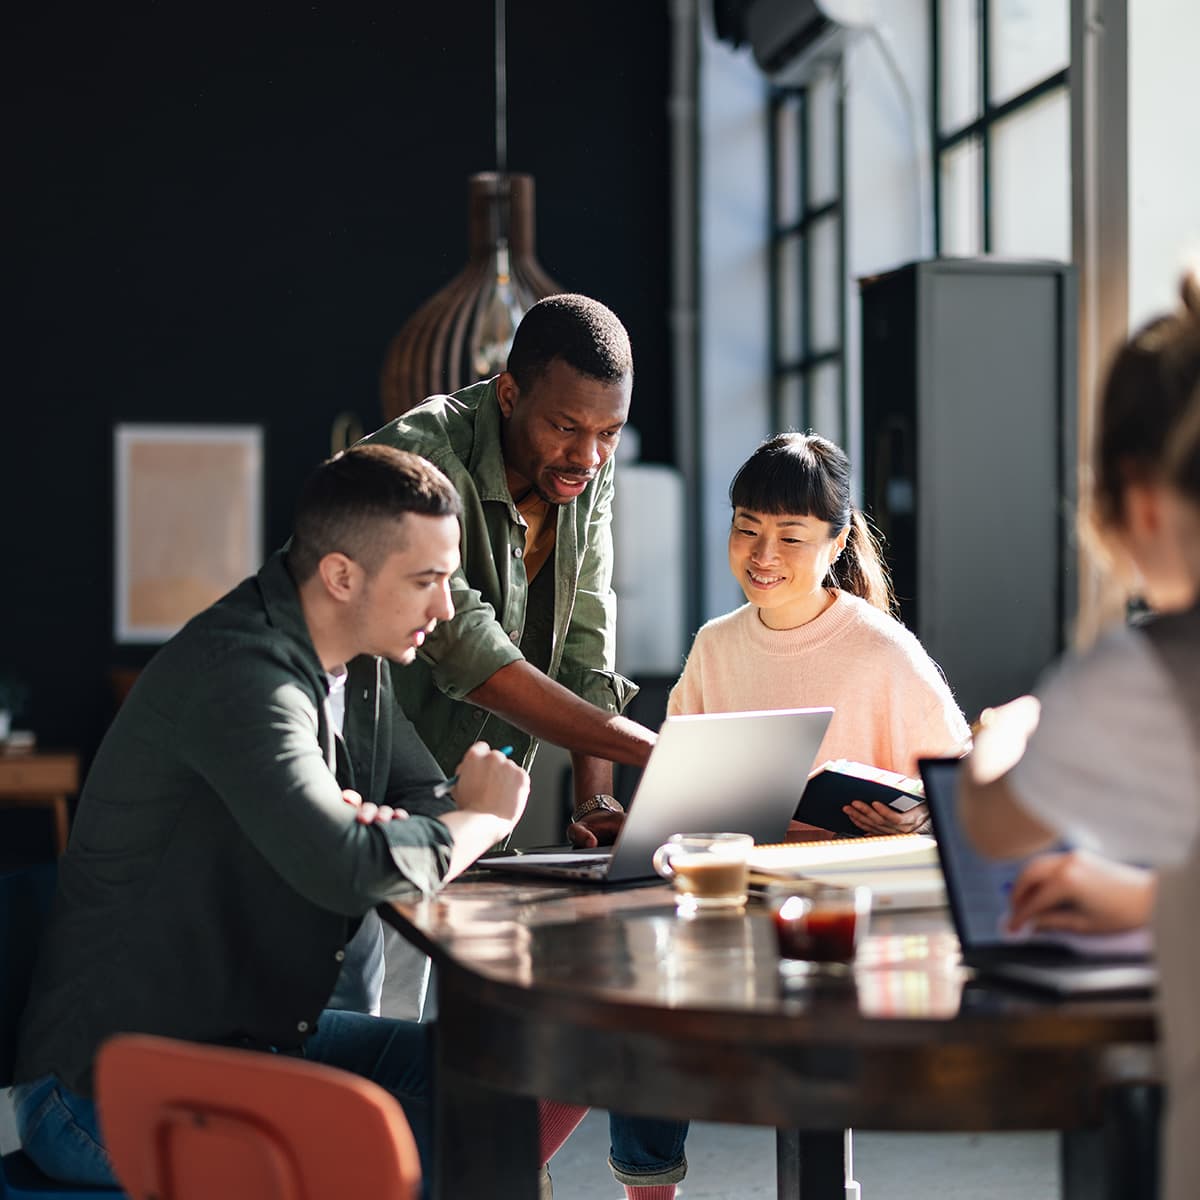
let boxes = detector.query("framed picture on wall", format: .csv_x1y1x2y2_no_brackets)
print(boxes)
114,424,264,643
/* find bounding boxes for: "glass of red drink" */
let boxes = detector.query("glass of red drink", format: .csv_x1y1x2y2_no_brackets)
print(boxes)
771,883,871,978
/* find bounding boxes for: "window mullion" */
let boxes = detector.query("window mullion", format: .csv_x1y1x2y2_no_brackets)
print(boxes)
980,0,992,253
768,92,782,431
799,88,811,430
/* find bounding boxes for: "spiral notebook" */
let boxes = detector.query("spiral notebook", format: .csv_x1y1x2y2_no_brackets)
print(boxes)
747,834,946,910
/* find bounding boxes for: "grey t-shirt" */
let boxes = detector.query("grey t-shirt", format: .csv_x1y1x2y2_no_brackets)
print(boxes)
1009,622,1198,867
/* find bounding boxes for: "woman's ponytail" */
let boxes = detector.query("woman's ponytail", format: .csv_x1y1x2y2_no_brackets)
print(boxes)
1163,267,1200,507
825,509,895,615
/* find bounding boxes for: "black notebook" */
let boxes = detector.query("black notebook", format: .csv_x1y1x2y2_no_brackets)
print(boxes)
794,760,924,837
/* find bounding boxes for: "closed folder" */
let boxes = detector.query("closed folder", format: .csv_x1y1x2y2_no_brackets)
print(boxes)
794,759,925,837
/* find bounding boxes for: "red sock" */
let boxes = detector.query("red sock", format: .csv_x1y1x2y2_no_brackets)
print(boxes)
624,1187,676,1200
536,1100,589,1163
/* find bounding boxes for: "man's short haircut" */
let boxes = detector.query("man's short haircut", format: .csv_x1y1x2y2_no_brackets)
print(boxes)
506,293,633,391
287,445,461,583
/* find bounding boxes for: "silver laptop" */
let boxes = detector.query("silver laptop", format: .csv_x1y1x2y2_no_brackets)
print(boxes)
478,708,834,884
920,757,1156,997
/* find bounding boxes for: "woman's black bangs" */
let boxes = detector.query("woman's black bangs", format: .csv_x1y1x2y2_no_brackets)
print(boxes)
730,450,837,522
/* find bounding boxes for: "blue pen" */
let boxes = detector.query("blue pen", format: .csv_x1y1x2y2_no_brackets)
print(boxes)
432,745,514,798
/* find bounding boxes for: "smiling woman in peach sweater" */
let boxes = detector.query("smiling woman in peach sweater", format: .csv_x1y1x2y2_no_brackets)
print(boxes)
669,431,970,835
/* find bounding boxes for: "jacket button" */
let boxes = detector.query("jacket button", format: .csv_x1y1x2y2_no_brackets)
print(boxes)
297,1020,309,1033
513,546,523,559
509,629,520,642
334,950,346,962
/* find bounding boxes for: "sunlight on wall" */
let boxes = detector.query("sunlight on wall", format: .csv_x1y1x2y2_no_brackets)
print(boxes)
1128,0,1200,330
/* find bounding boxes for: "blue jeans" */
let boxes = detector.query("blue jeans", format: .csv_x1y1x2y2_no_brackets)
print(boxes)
15,1011,435,1198
12,1075,112,1187
608,1113,689,1186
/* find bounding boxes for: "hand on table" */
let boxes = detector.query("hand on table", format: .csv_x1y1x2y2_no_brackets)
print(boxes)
1006,849,1155,934
566,810,624,849
843,800,931,836
342,788,409,826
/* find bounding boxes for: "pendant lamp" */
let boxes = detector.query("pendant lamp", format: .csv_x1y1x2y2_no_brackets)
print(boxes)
379,1,561,422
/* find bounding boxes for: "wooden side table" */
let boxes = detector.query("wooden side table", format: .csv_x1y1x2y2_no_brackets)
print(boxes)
0,751,80,856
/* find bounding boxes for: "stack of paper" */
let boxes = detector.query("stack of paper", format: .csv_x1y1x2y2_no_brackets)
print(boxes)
748,834,945,911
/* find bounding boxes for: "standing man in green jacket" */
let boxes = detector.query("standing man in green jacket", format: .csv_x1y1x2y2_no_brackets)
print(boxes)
363,294,689,1197
364,293,656,837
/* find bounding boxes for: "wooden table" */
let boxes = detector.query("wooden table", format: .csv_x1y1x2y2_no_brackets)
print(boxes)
382,878,1159,1200
0,751,79,856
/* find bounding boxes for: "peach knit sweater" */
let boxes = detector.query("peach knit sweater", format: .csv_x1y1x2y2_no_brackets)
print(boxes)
667,592,970,778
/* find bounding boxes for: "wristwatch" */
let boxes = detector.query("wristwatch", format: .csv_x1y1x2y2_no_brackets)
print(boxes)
569,793,625,825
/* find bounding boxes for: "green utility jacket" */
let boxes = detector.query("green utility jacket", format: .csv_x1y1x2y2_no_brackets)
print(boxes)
363,378,637,773
16,551,454,1096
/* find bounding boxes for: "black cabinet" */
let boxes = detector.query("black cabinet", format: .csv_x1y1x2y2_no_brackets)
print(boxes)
860,258,1077,720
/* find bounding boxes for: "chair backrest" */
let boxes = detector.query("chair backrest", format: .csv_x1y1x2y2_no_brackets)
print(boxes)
0,863,58,1086
95,1034,421,1200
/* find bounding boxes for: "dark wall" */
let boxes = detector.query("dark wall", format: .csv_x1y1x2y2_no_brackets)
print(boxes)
3,2,672,770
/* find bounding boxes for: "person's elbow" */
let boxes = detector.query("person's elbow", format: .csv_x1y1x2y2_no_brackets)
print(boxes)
302,822,451,914
957,774,1007,855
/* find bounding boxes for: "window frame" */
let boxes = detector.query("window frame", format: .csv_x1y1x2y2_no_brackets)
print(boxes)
767,67,848,444
931,0,1070,255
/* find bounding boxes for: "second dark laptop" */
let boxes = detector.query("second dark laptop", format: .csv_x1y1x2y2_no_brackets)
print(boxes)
919,757,1156,996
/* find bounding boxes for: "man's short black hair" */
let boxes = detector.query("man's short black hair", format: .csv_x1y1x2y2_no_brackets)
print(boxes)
287,444,461,583
506,293,633,391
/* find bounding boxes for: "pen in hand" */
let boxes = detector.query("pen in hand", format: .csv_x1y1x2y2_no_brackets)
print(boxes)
432,745,514,798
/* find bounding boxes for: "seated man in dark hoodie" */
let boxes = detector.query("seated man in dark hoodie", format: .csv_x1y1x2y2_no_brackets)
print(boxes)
12,444,529,1195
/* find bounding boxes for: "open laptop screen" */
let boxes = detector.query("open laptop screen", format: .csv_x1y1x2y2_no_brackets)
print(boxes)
920,757,1057,951
920,756,1152,963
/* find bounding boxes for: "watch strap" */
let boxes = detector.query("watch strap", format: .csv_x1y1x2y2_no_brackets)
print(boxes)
569,793,624,824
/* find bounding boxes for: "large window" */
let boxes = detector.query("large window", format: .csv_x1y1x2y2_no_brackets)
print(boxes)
768,62,846,444
933,0,1070,259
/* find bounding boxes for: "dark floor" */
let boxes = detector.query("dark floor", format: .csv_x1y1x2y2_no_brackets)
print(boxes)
0,812,60,871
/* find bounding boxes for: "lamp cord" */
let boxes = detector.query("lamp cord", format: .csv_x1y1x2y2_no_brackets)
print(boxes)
494,0,507,175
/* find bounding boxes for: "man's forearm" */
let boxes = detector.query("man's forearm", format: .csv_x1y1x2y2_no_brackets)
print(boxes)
467,660,655,767
571,752,614,808
437,810,515,881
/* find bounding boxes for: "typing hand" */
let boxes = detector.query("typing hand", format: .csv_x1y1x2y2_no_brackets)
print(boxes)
1006,850,1154,935
342,788,409,826
566,811,624,849
843,800,931,836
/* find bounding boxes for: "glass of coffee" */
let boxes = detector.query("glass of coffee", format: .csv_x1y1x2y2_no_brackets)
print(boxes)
652,832,753,913
771,882,871,978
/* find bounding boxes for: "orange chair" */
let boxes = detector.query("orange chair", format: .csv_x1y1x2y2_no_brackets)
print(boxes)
95,1034,421,1200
